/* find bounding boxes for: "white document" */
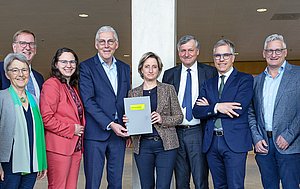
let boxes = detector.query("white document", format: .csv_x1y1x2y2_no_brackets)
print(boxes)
124,96,152,135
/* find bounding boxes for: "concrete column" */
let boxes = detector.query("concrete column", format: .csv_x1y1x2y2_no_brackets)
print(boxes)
131,0,177,188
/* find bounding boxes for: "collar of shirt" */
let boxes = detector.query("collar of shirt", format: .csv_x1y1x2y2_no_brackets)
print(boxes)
181,61,198,73
97,54,117,69
264,60,286,79
218,66,234,84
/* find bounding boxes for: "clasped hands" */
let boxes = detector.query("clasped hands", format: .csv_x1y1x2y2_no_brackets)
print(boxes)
196,97,242,118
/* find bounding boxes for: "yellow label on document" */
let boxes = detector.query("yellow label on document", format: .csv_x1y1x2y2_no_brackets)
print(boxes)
130,104,145,110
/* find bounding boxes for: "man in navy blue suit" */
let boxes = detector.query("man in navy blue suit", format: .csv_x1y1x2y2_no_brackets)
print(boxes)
79,25,130,189
0,30,44,100
193,39,253,189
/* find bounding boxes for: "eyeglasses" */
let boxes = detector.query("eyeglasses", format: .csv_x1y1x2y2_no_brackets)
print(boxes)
213,53,233,60
97,39,116,46
264,48,286,55
7,68,29,75
58,60,77,65
14,41,36,48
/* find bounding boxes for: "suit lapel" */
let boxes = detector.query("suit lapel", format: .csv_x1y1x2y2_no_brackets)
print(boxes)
173,66,181,93
257,73,266,120
63,84,80,120
274,63,293,108
156,82,165,113
116,61,122,97
93,56,116,96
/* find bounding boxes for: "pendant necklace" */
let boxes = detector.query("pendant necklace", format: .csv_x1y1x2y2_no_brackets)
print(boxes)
20,96,26,103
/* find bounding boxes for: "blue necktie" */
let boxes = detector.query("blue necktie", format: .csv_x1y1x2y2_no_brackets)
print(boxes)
27,76,36,96
182,68,192,121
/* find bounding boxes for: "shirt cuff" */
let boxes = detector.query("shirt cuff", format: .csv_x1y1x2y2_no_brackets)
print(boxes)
214,103,219,114
106,122,114,130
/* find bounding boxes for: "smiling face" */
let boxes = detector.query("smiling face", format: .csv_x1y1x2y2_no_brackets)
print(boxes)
95,31,119,64
141,57,160,82
263,40,287,69
12,33,36,63
55,52,77,81
178,39,199,68
213,45,235,74
6,60,30,90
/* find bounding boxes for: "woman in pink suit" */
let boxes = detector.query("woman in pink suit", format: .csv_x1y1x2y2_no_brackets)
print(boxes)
40,47,85,189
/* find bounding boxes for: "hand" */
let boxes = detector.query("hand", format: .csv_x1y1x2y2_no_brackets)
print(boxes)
74,124,84,137
0,163,4,181
255,139,268,154
110,122,129,137
216,102,242,118
37,169,47,180
151,111,162,124
196,97,209,106
276,135,289,150
126,137,132,148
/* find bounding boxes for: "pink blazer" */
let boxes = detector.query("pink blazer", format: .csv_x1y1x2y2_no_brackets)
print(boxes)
40,77,85,156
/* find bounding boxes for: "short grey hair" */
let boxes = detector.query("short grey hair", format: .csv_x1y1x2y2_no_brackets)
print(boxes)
95,25,119,42
177,35,200,51
264,34,286,49
213,39,235,54
3,53,29,73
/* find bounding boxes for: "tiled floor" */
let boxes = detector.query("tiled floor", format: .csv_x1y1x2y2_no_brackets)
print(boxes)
35,149,263,189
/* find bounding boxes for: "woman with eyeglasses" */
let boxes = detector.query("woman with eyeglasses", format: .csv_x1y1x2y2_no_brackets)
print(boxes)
40,47,85,189
0,53,47,189
123,52,183,189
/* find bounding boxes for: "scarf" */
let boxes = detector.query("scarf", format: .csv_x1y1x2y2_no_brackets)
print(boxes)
8,86,47,173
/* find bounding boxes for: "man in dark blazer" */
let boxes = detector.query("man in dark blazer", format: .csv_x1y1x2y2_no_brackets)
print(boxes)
193,39,253,189
0,30,44,99
162,35,217,189
79,25,130,189
248,34,300,189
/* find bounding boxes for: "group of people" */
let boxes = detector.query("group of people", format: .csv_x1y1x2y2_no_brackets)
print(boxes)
0,25,299,189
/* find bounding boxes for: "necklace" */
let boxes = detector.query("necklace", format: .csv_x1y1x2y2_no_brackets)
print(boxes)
20,96,26,103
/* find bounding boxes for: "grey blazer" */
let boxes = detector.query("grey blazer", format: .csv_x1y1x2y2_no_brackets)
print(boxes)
0,89,16,162
129,82,183,154
249,62,300,154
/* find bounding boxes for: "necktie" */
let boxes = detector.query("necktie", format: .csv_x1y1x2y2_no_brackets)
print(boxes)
215,75,225,129
27,76,36,96
182,68,192,121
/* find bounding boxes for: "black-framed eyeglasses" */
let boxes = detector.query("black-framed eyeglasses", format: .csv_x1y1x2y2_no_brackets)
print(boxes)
7,68,30,75
264,48,286,55
58,60,77,65
14,41,36,48
97,39,116,46
213,53,233,60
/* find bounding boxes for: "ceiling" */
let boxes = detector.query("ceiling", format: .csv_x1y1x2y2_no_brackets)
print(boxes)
0,0,299,76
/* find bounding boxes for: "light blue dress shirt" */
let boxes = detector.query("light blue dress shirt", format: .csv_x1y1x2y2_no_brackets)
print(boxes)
263,61,286,131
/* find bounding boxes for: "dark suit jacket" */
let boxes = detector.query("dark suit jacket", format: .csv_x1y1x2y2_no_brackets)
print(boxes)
249,62,300,154
193,68,254,153
0,61,44,90
79,54,130,141
40,77,86,156
162,62,217,94
129,82,183,154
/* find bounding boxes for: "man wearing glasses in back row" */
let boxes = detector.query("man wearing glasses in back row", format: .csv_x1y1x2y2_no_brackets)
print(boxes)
249,34,300,189
0,30,44,100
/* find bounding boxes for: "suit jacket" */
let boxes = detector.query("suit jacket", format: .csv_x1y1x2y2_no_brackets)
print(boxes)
79,54,130,141
40,77,85,155
0,89,16,162
0,61,44,90
248,62,300,154
162,62,217,95
129,82,183,154
193,68,254,153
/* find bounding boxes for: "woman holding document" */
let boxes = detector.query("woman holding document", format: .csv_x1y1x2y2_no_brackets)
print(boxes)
123,52,183,189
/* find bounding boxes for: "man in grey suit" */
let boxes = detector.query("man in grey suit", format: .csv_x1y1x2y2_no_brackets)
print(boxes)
248,34,300,189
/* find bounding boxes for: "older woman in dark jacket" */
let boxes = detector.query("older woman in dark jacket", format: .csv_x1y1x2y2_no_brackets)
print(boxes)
124,52,183,189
